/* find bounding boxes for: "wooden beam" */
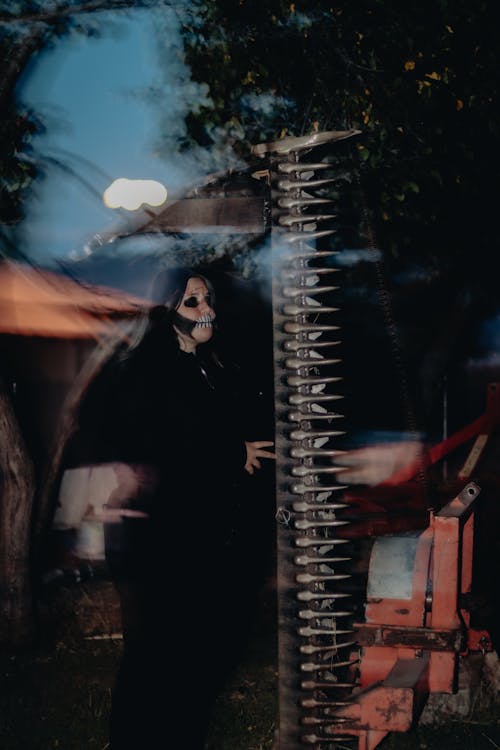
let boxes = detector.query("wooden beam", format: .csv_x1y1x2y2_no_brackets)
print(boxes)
139,196,267,235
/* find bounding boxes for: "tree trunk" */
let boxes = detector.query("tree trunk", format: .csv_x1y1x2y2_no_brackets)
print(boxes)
0,379,35,646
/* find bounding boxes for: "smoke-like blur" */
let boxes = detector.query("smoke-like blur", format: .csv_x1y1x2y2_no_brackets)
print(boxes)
336,438,424,487
1,7,500,750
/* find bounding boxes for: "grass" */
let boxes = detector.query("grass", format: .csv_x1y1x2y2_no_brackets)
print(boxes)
0,639,118,750
0,581,278,750
0,630,278,750
2,580,500,750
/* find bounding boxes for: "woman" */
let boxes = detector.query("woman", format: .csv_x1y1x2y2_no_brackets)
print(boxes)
80,266,275,749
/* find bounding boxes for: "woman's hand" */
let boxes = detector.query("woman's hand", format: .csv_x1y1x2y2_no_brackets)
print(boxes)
244,440,276,475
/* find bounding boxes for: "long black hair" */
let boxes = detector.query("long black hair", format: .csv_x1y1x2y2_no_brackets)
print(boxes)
125,266,221,366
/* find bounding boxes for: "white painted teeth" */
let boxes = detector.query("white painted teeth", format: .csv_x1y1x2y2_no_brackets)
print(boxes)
195,314,215,328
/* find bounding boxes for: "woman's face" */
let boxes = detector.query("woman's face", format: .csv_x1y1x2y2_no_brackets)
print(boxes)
175,277,215,349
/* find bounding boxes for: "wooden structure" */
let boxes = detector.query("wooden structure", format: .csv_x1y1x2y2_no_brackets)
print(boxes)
0,260,146,645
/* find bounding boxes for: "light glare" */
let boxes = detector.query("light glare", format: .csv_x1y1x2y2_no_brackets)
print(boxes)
103,178,167,210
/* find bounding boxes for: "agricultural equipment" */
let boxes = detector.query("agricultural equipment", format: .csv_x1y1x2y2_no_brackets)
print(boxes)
253,130,499,749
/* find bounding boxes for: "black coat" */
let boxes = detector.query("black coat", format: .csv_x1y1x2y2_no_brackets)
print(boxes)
69,322,256,581
67,322,275,749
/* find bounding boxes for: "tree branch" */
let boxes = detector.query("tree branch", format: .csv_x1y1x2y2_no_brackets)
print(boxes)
0,0,150,25
0,28,46,109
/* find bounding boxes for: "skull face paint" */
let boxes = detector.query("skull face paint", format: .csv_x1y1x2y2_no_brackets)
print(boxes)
173,277,216,351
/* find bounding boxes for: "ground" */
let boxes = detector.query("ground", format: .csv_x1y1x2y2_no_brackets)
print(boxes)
1,580,500,750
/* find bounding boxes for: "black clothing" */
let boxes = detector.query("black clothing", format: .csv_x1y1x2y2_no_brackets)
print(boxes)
70,323,264,749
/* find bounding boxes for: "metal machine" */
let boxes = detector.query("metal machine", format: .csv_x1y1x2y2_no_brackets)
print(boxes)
253,130,498,749
37,127,497,748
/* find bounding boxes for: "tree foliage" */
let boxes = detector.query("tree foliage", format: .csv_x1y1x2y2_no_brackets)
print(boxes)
0,0,498,278
179,0,499,275
0,0,173,248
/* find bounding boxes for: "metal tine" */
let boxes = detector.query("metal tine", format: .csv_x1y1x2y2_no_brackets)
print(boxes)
288,394,344,408
291,447,345,458
278,162,340,173
288,399,341,412
291,480,348,494
286,346,340,360
284,322,340,334
282,229,337,243
292,500,351,516
279,249,339,263
283,304,339,316
292,465,352,478
301,652,359,669
283,285,339,297
285,357,342,369
295,573,351,583
292,468,347,480
294,553,350,564
285,272,340,287
292,466,346,478
301,697,352,709
289,415,343,424
288,397,341,410
301,722,356,737
291,407,343,419
291,249,340,259
293,503,347,514
295,519,349,531
253,128,359,155
278,177,341,191
299,610,353,620
284,344,342,357
290,429,345,440
253,129,359,157
289,394,342,406
295,537,350,549
279,213,337,227
302,712,357,722
302,680,358,690
301,654,359,667
301,734,355,749
290,444,347,458
289,411,344,422
283,267,341,278
290,483,349,500
278,197,334,208
300,736,358,750
297,593,351,604
281,222,332,235
287,374,341,387
299,625,353,637
285,342,339,354
285,339,342,352
302,720,357,730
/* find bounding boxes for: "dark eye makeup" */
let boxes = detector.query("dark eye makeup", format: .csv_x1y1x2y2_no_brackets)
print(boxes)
183,293,212,309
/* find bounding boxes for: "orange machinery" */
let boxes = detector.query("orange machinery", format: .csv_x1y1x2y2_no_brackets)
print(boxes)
327,382,500,749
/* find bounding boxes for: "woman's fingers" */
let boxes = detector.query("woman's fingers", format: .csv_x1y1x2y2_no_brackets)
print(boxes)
248,440,277,458
255,449,276,459
244,440,276,474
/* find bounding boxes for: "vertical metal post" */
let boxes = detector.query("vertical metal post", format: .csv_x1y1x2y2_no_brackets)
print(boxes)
253,130,361,749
